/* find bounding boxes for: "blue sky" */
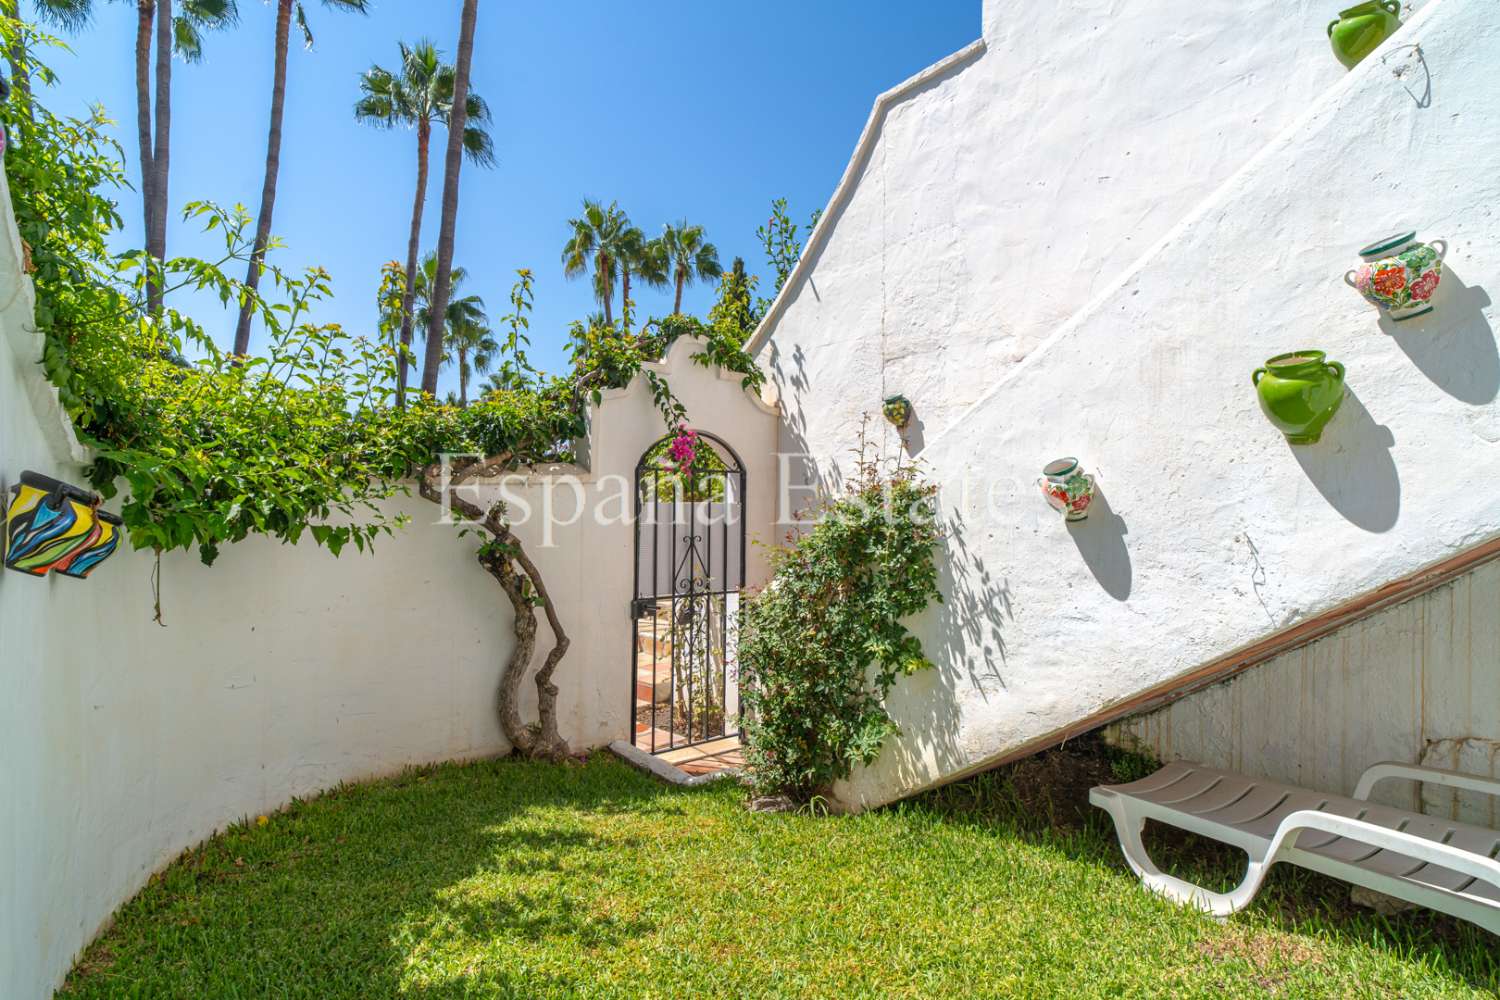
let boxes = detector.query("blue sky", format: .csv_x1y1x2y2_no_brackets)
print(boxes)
35,0,978,396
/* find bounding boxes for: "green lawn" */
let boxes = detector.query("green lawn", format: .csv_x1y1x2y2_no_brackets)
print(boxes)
58,751,1499,999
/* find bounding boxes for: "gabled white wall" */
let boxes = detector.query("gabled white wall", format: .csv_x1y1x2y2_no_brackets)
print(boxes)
756,0,1499,810
755,0,1352,471
0,155,776,1000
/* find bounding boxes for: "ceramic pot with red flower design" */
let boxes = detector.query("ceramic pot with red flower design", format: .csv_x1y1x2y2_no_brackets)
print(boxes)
1038,458,1095,522
1344,231,1446,322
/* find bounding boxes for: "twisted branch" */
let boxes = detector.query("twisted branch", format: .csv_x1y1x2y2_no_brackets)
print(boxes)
419,455,570,760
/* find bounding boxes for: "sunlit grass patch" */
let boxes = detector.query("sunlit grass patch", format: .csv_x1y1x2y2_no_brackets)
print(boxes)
58,752,1498,999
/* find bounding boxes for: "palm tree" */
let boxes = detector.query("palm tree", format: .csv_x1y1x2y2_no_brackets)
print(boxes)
143,0,237,313
3,0,90,111
561,199,633,327
408,251,483,404
5,0,234,313
619,230,668,332
445,315,497,407
410,252,484,340
660,220,722,315
231,0,368,356
614,223,643,330
419,0,479,398
355,39,494,404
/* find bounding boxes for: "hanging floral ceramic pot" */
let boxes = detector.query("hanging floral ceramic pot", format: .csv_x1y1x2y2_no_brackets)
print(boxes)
883,395,913,429
1252,351,1346,444
1328,1,1402,69
4,472,101,576
1038,458,1095,522
1345,231,1446,321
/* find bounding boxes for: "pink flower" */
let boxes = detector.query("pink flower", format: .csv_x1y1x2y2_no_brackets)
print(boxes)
1353,265,1372,293
668,425,698,474
1409,270,1440,302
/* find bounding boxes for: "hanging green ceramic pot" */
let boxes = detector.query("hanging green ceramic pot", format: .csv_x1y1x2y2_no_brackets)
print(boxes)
1328,1,1401,69
1252,351,1347,445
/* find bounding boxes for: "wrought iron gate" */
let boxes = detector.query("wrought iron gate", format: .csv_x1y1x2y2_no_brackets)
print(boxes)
630,432,746,754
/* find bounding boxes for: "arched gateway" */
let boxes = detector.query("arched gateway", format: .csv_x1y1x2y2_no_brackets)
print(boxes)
630,431,746,758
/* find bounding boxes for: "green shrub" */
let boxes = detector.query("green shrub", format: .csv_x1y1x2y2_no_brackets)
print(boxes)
738,451,942,800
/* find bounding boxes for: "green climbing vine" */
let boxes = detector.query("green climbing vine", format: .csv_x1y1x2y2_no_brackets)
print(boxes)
738,435,943,801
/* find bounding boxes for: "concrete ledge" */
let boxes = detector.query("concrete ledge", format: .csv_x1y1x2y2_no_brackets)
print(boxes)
608,739,742,787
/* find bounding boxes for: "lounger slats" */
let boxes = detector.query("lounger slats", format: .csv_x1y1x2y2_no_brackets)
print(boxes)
1292,798,1367,850
1134,768,1228,807
1350,815,1468,879
1471,879,1500,904
1196,784,1295,827
1239,792,1331,839
1305,805,1421,864
1404,838,1500,896
1102,761,1198,797
1176,776,1263,816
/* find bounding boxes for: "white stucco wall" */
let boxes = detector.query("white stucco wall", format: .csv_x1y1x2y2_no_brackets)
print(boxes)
756,0,1500,809
755,0,1358,471
0,154,776,995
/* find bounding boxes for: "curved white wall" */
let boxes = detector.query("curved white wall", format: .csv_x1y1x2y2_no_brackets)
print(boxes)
0,157,777,997
756,0,1500,809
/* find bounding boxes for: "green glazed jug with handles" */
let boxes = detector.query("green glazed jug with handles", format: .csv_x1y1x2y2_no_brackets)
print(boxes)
1253,351,1347,444
1328,1,1401,69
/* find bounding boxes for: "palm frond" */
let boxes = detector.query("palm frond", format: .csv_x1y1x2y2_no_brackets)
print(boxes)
661,219,720,292
695,240,723,280
181,0,238,28
294,1,313,48
172,16,204,62
353,66,402,125
463,91,491,124
28,0,94,32
461,124,496,167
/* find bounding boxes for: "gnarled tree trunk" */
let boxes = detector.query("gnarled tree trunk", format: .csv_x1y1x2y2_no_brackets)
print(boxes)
420,456,570,760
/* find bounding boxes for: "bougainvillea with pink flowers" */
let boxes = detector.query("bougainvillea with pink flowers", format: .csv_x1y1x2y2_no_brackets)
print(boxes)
667,424,699,474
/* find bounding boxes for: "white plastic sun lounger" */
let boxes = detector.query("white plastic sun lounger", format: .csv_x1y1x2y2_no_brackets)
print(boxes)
1090,760,1500,934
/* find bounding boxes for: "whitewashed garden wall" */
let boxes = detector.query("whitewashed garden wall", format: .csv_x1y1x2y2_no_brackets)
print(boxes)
0,158,777,995
753,0,1500,810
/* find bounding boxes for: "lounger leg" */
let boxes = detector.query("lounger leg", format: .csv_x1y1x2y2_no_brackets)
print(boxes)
1101,798,1271,918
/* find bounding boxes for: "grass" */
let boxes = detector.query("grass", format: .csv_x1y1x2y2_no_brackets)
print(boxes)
58,748,1499,999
